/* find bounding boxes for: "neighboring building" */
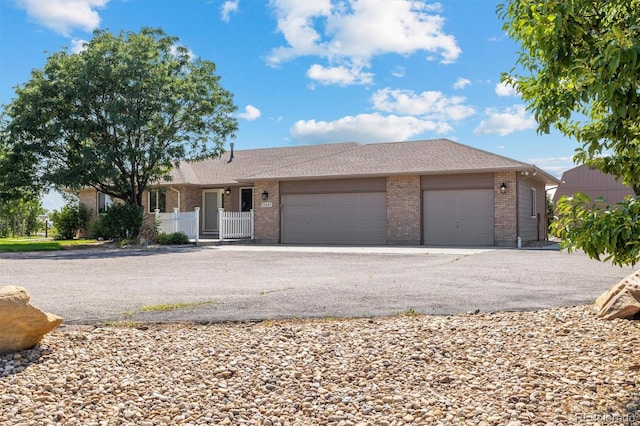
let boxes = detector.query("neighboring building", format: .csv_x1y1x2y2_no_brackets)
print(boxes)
552,164,635,206
78,139,559,246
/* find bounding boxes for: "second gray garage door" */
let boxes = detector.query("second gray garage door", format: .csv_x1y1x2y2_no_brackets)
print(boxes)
282,193,386,244
423,189,494,246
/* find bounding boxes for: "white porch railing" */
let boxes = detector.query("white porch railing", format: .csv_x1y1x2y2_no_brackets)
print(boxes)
219,208,254,240
155,207,200,244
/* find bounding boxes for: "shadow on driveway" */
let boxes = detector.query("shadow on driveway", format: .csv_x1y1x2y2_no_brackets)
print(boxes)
0,245,200,261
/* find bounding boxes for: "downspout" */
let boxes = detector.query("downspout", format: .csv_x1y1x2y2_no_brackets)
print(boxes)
169,187,181,211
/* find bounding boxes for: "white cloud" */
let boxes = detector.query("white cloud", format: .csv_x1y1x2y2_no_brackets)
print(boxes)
371,88,476,121
16,0,108,36
528,156,574,164
527,156,575,178
453,77,471,90
391,66,405,78
290,113,451,144
307,64,373,86
495,81,517,97
70,39,88,54
238,105,261,121
267,0,460,85
221,0,239,22
267,1,331,65
473,105,536,136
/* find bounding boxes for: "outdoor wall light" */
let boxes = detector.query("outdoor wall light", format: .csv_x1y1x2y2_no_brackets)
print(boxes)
225,187,231,195
500,182,507,193
262,191,269,200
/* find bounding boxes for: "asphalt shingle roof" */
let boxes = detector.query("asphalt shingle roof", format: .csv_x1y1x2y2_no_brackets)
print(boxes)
167,142,359,185
167,139,559,185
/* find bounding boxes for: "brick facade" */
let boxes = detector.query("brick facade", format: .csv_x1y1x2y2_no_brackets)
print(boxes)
77,189,98,218
253,181,280,243
74,171,532,246
165,189,180,212
76,188,97,238
181,186,202,212
386,176,421,244
494,171,517,246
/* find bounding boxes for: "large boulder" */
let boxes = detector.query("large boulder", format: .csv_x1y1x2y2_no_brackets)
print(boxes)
595,270,640,320
0,286,63,354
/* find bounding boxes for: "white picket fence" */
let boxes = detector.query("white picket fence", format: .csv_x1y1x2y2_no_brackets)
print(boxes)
155,208,200,244
154,207,254,243
218,208,254,240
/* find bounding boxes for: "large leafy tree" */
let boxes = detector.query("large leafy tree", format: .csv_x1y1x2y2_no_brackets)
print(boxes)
0,117,40,203
3,27,237,207
498,0,640,266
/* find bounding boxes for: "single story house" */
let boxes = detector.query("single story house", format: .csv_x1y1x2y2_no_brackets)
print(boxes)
78,139,559,246
552,164,635,206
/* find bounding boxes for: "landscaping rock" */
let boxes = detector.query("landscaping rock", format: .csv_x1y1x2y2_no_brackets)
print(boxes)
0,286,63,354
595,270,640,319
2,305,640,424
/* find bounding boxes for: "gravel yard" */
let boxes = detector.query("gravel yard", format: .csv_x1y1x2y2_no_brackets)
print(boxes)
2,305,640,425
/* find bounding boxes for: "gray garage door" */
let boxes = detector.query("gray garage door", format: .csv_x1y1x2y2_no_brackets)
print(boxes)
282,193,386,244
423,189,494,246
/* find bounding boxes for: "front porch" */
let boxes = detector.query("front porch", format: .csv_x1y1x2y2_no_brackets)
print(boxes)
155,208,254,246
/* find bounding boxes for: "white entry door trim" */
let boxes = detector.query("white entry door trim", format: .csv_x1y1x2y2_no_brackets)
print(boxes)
202,189,223,233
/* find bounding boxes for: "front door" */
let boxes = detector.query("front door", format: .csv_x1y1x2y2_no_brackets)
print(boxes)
240,187,254,212
202,190,223,233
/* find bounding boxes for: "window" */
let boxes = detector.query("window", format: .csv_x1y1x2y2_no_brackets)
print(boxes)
530,188,537,218
98,192,112,213
240,188,253,212
149,189,166,213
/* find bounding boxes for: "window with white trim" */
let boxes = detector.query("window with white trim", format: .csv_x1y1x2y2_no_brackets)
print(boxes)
98,192,112,213
149,189,167,213
530,187,537,218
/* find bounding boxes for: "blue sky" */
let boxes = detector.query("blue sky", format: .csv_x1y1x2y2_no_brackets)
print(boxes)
0,0,576,211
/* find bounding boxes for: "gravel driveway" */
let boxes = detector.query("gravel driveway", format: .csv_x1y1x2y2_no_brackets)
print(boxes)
0,244,634,324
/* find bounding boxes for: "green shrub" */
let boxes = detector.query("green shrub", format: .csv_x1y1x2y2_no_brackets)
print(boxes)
89,215,110,240
156,231,190,245
91,203,144,241
50,203,90,240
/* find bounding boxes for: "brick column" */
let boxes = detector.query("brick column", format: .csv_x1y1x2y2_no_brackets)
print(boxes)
182,186,201,212
253,181,280,244
386,176,421,245
166,189,180,212
77,188,97,238
494,171,517,246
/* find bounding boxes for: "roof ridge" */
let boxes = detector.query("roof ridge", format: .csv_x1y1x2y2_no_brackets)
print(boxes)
217,141,360,157
440,138,532,167
360,138,448,148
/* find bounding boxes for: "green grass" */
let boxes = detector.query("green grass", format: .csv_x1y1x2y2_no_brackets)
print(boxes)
103,320,141,328
0,237,99,252
394,308,420,317
137,300,213,313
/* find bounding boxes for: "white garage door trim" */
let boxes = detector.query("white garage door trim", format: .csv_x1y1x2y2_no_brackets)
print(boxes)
423,189,494,246
282,193,386,244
